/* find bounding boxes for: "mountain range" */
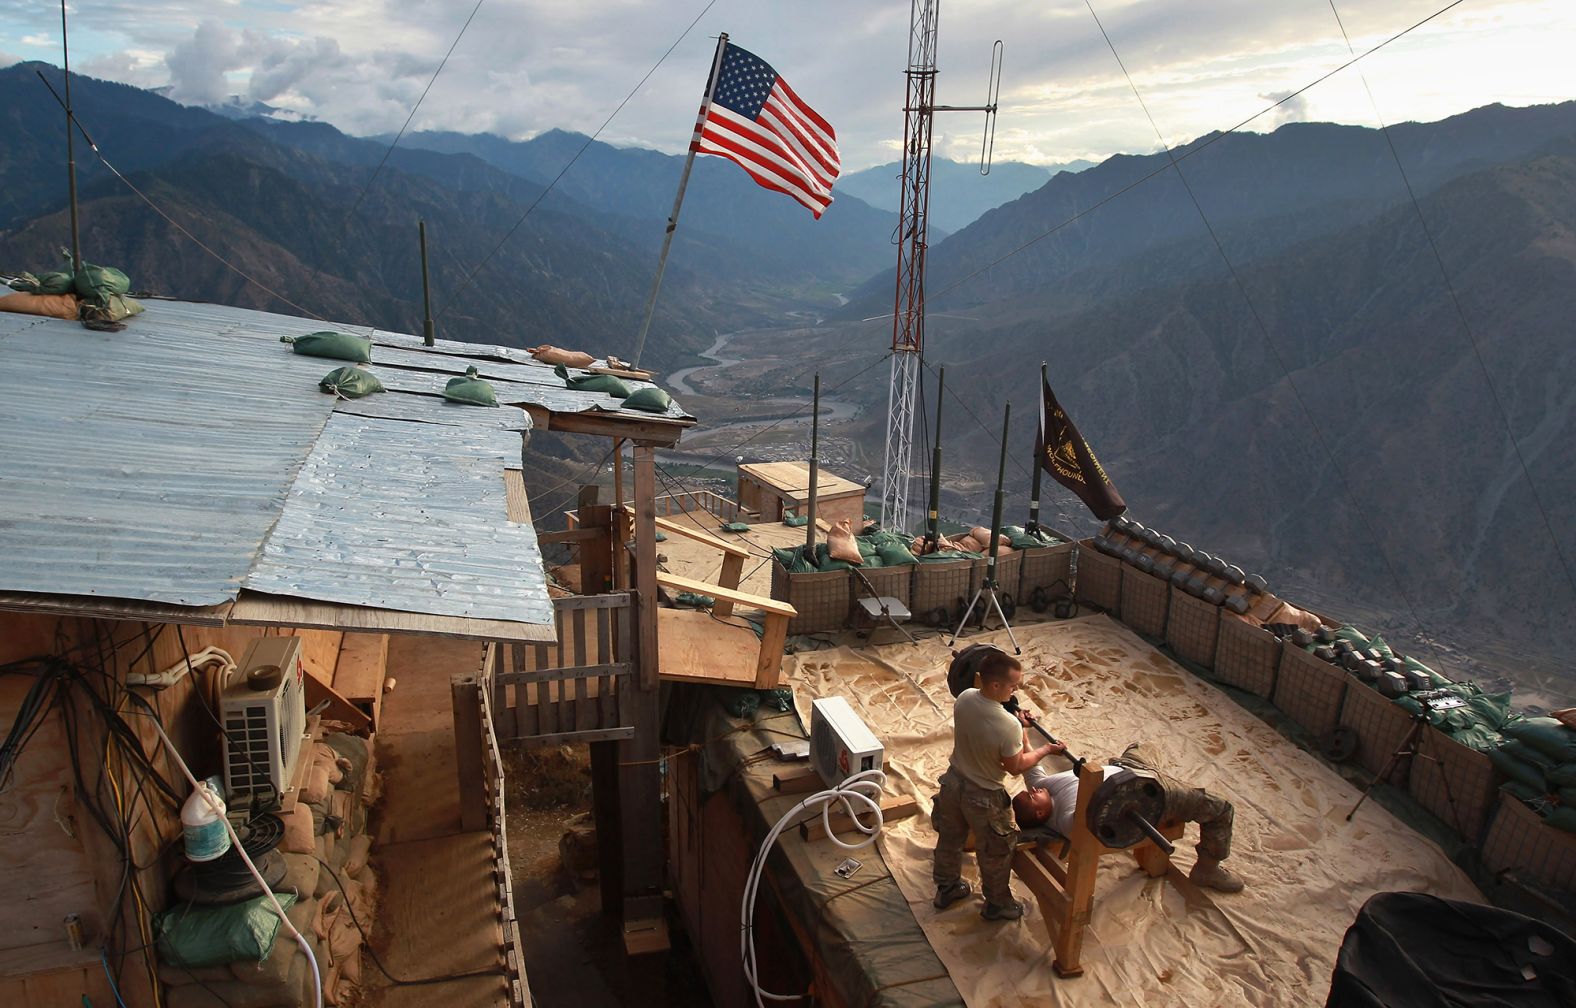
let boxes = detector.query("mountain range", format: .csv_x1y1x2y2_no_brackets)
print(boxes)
2,62,1572,698
835,157,1095,234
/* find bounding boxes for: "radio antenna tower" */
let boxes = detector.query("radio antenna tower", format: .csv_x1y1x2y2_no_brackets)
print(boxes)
879,0,1001,530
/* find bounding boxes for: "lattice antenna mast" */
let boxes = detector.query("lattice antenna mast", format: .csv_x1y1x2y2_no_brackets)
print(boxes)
879,0,1001,530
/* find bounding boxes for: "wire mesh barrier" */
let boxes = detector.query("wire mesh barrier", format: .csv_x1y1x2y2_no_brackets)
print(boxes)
1214,613,1283,698
1339,681,1419,786
1117,568,1170,640
1165,588,1222,670
1272,641,1350,739
909,557,979,628
848,567,914,626
1073,540,1121,614
1482,791,1576,893
1407,727,1500,843
1017,542,1075,608
771,563,853,635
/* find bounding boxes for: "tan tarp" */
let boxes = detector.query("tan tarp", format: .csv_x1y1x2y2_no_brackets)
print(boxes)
783,615,1482,1007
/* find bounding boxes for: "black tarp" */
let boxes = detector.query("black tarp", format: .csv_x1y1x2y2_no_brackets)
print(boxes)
1327,892,1576,1007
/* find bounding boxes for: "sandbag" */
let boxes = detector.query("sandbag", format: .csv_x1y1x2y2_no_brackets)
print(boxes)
155,893,298,968
318,366,384,399
1005,525,1061,549
813,542,855,571
1503,717,1576,763
443,366,499,407
81,293,143,323
784,515,810,528
281,331,372,364
0,292,79,319
8,270,75,295
281,804,315,854
528,344,594,368
1489,744,1548,791
621,387,672,412
71,257,131,302
876,541,919,566
719,521,751,533
772,546,816,573
827,519,863,565
1548,806,1576,835
554,363,630,397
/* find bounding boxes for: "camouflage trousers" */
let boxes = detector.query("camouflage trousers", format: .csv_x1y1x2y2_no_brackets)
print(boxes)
932,767,1017,906
1114,742,1234,862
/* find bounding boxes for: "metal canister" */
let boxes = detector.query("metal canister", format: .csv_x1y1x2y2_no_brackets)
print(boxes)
64,914,85,951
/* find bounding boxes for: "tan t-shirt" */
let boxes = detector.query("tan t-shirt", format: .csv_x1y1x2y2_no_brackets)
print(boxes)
949,688,1023,789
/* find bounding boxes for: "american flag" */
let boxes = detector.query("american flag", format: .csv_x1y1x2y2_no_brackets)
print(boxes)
691,42,840,218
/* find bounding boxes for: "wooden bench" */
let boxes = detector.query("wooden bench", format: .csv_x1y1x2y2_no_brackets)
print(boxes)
1010,765,1185,978
654,571,796,688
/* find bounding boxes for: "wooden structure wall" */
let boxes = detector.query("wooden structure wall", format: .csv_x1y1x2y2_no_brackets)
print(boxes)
0,612,340,1004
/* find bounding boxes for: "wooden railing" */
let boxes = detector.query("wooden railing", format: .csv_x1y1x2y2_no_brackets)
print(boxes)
451,646,531,1006
645,489,740,522
490,593,637,746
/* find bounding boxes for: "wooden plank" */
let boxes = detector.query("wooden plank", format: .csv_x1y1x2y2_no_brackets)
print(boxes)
301,664,373,735
572,606,588,731
655,609,763,686
230,590,557,643
799,795,918,842
451,673,488,833
754,611,789,689
773,766,820,793
622,445,665,922
597,607,615,729
516,727,635,747
495,663,627,685
0,592,231,625
333,632,389,702
525,406,690,444
620,506,750,558
655,571,797,618
537,527,604,545
503,469,533,524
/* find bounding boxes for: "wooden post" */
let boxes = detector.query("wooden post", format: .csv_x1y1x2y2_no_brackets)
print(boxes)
617,443,667,950
1053,767,1106,978
451,671,488,833
578,485,614,596
612,438,627,589
590,740,623,917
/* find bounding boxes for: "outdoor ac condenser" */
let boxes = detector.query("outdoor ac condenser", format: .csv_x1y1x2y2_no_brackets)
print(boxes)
810,697,883,787
221,636,309,799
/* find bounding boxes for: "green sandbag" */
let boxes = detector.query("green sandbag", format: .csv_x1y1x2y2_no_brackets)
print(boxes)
443,366,499,407
722,688,761,718
1502,717,1576,763
655,531,667,542
622,387,672,412
155,893,298,968
1501,781,1552,809
1562,787,1576,809
814,543,854,571
81,294,143,323
861,555,886,569
1548,806,1576,835
783,515,810,528
758,687,793,713
1334,626,1372,649
720,521,751,533
1005,525,1060,549
8,270,75,295
319,366,385,399
876,542,919,566
1549,763,1576,789
1488,747,1547,791
772,546,816,574
1402,657,1453,691
1366,634,1396,660
281,331,372,364
917,549,979,562
554,363,630,397
674,591,714,609
855,536,878,557
1502,738,1559,773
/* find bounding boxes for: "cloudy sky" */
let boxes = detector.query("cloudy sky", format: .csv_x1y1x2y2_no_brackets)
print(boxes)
2,0,1572,170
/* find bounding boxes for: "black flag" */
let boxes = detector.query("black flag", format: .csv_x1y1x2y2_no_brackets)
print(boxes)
1036,376,1126,521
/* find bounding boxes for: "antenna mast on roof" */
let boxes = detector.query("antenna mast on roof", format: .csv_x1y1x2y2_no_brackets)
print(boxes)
59,0,83,277
879,1,1001,531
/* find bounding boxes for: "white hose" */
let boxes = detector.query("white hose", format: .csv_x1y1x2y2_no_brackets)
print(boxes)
144,716,324,1008
741,768,886,1007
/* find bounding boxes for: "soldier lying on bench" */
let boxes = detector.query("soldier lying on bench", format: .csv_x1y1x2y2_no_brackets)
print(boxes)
1012,742,1246,893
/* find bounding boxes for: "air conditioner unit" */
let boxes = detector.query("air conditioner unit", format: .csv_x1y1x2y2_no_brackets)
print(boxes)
221,637,308,800
810,697,883,787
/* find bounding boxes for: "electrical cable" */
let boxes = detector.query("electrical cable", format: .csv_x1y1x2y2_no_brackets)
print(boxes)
918,0,1469,310
99,950,128,1008
1081,0,1451,664
436,0,720,321
334,0,490,235
313,854,507,987
741,768,886,1007
1323,0,1576,605
133,712,324,1008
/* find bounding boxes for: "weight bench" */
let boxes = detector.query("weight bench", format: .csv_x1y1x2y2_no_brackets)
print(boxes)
1010,763,1184,978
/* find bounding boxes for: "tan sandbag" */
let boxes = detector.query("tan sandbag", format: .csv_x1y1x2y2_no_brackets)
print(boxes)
0,292,79,319
228,898,317,988
342,834,372,879
302,763,332,806
528,344,595,368
827,519,863,565
329,790,350,837
312,743,344,787
1272,601,1327,632
281,804,315,854
969,526,993,544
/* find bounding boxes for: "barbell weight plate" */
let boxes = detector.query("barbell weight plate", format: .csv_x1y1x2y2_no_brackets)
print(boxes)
1135,553,1155,573
1223,565,1246,585
1086,768,1169,850
1202,585,1224,605
1225,594,1250,615
1244,573,1270,595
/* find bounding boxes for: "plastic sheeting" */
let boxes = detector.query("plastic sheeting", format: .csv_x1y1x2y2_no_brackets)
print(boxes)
781,615,1484,1007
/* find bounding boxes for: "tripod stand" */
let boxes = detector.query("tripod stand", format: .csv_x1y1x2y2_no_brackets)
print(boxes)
949,572,1021,653
1346,710,1462,829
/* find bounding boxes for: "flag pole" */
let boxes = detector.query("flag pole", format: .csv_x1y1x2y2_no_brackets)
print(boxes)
1027,361,1045,534
806,373,820,553
630,32,729,370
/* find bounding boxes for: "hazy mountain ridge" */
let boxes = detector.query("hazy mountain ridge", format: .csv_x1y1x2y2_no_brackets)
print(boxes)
835,158,1091,233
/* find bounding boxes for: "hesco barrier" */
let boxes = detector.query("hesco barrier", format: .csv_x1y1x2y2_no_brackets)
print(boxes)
848,566,914,626
977,551,1022,607
1166,588,1222,669
1408,727,1502,843
1073,540,1121,614
911,556,978,627
1339,682,1418,786
1017,542,1074,606
770,562,850,636
1118,567,1171,640
1272,641,1349,739
1214,613,1282,698
1482,791,1576,892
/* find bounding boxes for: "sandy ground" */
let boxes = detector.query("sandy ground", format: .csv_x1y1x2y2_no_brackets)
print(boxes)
783,615,1483,1008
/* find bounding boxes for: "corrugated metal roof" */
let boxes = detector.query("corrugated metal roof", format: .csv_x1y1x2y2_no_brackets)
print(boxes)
244,413,552,624
0,314,334,606
0,293,689,627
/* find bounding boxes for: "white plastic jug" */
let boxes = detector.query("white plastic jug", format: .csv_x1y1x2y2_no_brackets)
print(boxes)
181,781,231,862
